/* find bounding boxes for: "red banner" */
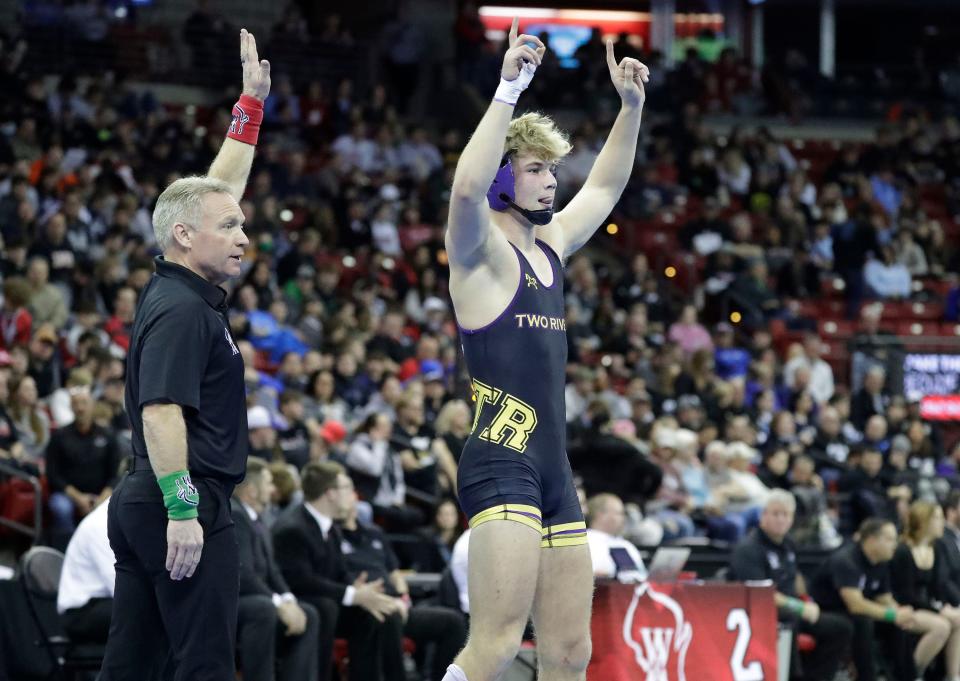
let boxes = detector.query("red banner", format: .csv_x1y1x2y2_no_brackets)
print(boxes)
921,395,960,421
589,582,778,681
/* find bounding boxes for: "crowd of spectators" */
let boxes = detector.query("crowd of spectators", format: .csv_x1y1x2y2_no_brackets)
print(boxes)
1,4,960,679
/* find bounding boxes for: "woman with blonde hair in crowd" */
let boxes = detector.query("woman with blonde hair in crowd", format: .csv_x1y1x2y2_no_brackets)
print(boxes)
891,500,960,681
8,375,50,468
433,398,472,462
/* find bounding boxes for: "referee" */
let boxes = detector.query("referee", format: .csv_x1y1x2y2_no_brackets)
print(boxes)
98,30,270,681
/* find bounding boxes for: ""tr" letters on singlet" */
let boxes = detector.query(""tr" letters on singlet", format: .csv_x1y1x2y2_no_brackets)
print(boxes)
470,378,539,453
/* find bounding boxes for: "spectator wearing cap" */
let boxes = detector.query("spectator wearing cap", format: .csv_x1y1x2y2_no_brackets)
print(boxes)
26,255,68,330
46,386,121,539
668,304,713,356
248,405,279,461
419,296,449,335
421,360,448,424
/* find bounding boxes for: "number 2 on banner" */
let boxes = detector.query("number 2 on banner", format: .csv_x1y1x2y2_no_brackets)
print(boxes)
727,608,763,681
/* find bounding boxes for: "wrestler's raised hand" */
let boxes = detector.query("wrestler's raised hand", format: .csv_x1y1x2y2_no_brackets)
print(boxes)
501,17,545,81
605,39,649,108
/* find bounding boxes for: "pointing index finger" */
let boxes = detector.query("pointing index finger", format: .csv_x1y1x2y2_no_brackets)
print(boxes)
509,17,519,45
605,39,617,71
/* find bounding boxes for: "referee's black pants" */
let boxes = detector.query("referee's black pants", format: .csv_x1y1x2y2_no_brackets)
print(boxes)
97,470,238,681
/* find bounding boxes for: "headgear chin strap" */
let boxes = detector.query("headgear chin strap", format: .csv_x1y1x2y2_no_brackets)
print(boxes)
486,156,554,226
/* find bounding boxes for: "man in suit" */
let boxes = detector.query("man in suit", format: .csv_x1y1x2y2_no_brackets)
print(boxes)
272,461,397,681
938,490,960,603
232,457,320,681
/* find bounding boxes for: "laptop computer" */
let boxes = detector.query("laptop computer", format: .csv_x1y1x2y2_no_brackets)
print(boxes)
646,547,691,582
609,546,647,583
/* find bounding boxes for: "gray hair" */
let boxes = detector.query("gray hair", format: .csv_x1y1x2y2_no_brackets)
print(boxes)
765,489,796,513
152,176,232,251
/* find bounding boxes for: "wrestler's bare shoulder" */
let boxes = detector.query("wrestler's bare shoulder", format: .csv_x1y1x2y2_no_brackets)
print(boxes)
447,230,520,331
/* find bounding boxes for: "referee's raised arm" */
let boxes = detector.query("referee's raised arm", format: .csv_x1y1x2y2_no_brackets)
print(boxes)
99,28,271,681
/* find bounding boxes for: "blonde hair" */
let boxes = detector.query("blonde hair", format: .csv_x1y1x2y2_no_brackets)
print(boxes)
434,399,470,436
152,176,232,251
503,112,572,162
903,500,939,545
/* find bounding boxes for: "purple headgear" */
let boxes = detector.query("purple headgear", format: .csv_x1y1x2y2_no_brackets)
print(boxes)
485,154,554,226
486,156,515,211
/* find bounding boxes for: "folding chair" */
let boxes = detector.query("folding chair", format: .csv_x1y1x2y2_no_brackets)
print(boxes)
19,546,104,680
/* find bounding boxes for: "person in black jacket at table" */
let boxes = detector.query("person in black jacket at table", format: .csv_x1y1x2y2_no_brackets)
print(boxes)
890,500,960,680
728,490,852,681
271,461,398,681
231,457,319,681
807,518,915,681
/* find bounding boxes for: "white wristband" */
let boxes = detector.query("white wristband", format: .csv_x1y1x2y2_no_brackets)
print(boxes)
494,62,537,106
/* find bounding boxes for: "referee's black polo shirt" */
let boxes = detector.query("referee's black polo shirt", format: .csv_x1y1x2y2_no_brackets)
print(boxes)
729,527,799,597
809,542,892,612
125,256,248,483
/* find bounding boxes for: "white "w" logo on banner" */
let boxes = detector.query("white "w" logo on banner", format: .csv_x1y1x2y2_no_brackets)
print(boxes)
638,628,675,681
623,583,693,681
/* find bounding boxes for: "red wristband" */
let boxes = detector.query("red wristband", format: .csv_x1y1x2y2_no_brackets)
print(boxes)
227,94,263,146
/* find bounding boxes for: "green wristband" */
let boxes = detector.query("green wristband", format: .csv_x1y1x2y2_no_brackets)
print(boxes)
789,598,805,615
883,607,897,623
157,470,200,520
